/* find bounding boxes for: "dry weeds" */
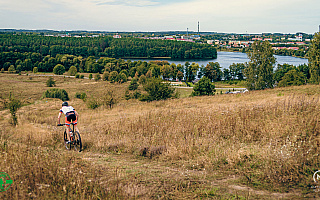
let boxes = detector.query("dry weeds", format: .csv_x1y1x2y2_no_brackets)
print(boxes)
1,73,320,199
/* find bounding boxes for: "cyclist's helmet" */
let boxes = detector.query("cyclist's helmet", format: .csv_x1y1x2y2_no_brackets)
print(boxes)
62,102,68,107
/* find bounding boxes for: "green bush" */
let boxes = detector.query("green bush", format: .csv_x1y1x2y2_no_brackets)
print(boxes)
102,71,109,81
94,73,101,81
117,73,127,83
68,66,77,76
3,93,22,126
109,71,118,83
191,76,215,96
46,77,56,87
42,88,69,101
86,98,101,109
75,74,80,78
140,78,175,101
75,92,87,101
33,67,38,74
89,74,93,80
128,78,139,90
53,64,65,75
80,74,84,79
8,65,15,73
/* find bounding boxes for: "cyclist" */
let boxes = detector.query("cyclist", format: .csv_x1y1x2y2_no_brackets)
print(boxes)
57,101,80,142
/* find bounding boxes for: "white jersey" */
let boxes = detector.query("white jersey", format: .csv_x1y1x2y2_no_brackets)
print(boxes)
60,106,75,115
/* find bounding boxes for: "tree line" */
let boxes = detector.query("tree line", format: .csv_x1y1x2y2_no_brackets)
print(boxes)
0,33,217,63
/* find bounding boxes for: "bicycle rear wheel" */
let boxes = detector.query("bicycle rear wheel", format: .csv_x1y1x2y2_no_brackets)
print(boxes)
63,130,71,150
73,131,82,152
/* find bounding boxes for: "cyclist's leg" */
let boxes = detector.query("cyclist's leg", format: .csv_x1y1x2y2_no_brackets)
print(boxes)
72,115,79,133
74,124,80,133
65,116,71,138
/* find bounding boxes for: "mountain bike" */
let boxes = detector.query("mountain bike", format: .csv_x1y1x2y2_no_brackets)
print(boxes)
57,123,82,152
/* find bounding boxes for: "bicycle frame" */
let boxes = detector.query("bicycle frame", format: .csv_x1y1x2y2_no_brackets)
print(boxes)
58,122,82,152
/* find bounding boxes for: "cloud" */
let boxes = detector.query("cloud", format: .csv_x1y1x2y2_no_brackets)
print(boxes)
94,0,159,7
0,0,319,33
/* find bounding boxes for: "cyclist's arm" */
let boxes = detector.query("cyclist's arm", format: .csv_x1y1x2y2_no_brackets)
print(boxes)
58,112,62,125
75,110,79,120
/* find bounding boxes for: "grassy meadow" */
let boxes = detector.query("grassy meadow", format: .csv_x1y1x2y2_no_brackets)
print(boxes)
1,73,320,199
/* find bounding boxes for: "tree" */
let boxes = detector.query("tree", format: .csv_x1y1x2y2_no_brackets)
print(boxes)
140,77,175,101
129,78,139,90
46,77,56,87
104,90,117,109
3,93,22,126
94,73,101,81
223,68,231,81
68,65,77,76
177,71,184,81
309,32,320,84
102,71,109,81
53,64,65,75
244,41,276,90
229,63,245,80
191,76,215,96
204,62,222,82
139,74,147,85
160,65,172,80
109,71,118,83
117,73,127,83
274,64,295,83
33,67,38,74
278,69,306,87
8,65,15,73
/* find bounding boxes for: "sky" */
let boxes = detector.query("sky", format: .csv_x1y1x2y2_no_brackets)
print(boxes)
0,0,319,34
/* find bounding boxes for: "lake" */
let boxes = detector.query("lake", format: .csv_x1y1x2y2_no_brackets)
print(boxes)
127,51,308,69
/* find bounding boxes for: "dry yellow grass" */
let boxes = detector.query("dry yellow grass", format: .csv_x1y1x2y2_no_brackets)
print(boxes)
1,73,320,199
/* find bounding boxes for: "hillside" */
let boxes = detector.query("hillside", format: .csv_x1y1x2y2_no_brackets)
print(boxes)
0,73,320,199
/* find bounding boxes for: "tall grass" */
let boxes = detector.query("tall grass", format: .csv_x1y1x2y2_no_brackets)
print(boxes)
1,73,320,198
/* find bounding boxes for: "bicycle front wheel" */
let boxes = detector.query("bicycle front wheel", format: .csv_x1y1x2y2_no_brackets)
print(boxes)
73,131,82,152
64,130,71,150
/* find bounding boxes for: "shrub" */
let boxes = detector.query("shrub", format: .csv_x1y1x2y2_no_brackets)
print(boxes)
33,67,38,74
102,71,109,81
120,70,129,78
139,75,147,84
278,69,306,87
104,91,117,109
75,92,87,101
80,74,84,79
8,65,15,73
89,73,93,80
42,88,69,101
46,77,56,87
94,73,101,81
68,66,77,76
128,78,139,91
117,73,127,83
86,97,101,109
53,64,65,75
75,74,80,78
191,76,215,96
109,71,118,83
3,93,22,126
140,78,175,101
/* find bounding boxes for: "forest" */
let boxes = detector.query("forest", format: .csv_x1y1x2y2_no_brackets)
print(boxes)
0,33,216,63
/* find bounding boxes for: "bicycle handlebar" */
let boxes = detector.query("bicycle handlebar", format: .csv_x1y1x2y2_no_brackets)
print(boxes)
57,123,77,126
